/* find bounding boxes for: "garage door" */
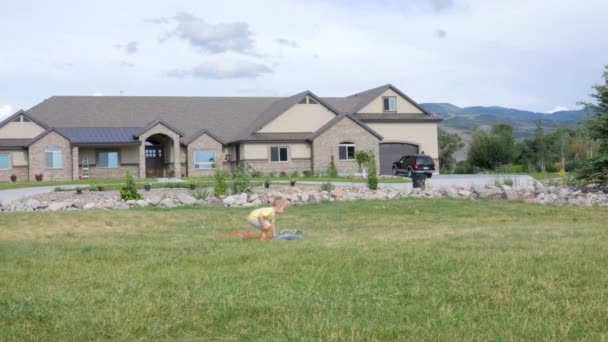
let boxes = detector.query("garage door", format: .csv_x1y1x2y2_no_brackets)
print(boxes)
379,143,419,175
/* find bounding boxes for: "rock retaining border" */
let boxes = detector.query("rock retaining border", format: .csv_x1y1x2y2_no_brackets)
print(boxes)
1,184,608,213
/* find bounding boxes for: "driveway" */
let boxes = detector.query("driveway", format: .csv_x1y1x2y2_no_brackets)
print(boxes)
378,174,539,192
0,186,58,202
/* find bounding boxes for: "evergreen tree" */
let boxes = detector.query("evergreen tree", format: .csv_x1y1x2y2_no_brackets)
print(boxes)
439,132,465,172
576,65,608,185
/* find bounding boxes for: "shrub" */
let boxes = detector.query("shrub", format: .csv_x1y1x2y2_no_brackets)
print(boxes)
290,171,299,178
280,171,288,177
214,170,228,196
35,173,44,182
268,172,276,178
10,174,17,182
367,152,378,190
192,188,209,200
302,171,314,178
232,163,252,194
120,170,141,201
320,181,334,192
328,155,338,178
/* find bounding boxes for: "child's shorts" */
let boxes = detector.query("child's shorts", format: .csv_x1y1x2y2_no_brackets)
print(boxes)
248,219,271,231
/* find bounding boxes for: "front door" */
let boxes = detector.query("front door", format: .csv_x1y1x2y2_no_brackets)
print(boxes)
145,146,163,177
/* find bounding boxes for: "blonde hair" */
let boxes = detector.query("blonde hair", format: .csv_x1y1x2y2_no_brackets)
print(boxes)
272,197,287,208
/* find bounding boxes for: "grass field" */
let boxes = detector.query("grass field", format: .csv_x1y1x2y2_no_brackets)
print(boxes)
0,175,408,191
1,199,607,340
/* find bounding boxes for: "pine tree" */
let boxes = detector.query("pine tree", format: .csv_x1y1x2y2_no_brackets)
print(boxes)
576,65,608,185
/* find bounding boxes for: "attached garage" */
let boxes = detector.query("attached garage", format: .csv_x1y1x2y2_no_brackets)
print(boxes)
379,143,419,175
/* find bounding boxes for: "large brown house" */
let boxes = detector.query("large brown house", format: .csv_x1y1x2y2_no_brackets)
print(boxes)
0,84,441,181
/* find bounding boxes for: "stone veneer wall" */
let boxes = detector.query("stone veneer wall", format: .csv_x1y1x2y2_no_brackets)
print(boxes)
187,133,225,177
78,165,140,179
244,159,312,175
312,117,380,174
0,166,29,182
28,131,73,181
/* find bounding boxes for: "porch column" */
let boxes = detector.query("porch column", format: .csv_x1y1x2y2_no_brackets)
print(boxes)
139,142,146,178
71,146,79,180
173,139,180,178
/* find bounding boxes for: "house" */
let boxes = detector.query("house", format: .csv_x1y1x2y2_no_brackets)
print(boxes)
0,84,442,181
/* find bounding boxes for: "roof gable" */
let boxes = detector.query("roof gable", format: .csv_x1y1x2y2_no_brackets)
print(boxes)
134,120,185,138
182,129,225,145
26,128,72,147
311,114,383,141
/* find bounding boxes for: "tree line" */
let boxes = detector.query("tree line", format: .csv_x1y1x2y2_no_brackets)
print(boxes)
439,65,608,186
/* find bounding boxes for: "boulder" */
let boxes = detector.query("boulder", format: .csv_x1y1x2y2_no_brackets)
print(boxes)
373,191,387,200
251,198,262,206
387,191,399,200
330,188,346,199
103,201,116,209
235,193,248,205
160,198,174,208
48,202,67,211
177,193,197,205
458,189,472,198
301,192,310,202
223,195,237,205
249,193,259,202
136,200,149,208
25,199,41,210
83,203,96,210
72,201,86,209
504,190,519,201
207,197,221,205
147,196,162,206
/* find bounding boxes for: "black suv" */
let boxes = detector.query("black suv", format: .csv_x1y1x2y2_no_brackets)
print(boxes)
392,155,435,178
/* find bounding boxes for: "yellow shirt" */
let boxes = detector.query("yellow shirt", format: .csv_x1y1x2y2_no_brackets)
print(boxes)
247,207,276,224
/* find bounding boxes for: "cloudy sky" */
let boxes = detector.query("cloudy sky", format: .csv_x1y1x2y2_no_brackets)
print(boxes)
1,0,607,119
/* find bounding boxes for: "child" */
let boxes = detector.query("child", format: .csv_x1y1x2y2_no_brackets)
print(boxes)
247,198,287,240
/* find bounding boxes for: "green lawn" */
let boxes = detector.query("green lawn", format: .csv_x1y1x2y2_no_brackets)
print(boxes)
1,200,607,340
0,175,408,191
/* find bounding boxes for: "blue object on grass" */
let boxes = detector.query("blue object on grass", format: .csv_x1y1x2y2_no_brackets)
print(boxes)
274,234,303,240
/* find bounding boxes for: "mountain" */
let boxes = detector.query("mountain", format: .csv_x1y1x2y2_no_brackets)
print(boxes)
420,103,588,161
420,103,587,140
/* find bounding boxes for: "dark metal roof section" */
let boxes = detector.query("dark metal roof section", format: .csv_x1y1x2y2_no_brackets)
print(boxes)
57,127,142,144
0,139,31,149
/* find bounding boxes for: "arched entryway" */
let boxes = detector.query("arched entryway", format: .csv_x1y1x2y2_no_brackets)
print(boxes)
145,136,166,178
136,120,183,179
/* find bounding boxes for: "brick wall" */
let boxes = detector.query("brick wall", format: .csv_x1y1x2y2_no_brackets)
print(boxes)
187,133,225,177
312,117,380,174
28,131,73,181
0,166,29,182
244,159,312,175
79,164,140,179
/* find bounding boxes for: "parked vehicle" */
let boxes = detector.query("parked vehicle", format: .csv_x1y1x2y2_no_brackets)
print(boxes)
392,155,435,178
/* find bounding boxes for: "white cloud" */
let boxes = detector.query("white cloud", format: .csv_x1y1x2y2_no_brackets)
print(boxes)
115,41,139,55
547,106,570,113
162,12,254,54
93,92,104,96
0,104,13,120
277,38,297,47
167,60,272,79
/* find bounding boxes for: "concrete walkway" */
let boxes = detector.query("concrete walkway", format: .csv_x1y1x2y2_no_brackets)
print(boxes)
0,186,58,202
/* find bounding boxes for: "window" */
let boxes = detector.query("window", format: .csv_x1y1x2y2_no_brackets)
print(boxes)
338,143,356,161
194,150,216,169
383,96,397,112
0,153,10,170
270,146,288,162
98,151,119,168
45,147,62,169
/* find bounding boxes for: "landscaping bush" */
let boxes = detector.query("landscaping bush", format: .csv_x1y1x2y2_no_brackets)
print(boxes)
191,188,209,200
320,181,334,192
232,163,252,194
35,173,43,182
120,171,141,201
328,155,338,177
10,174,17,182
367,152,378,190
214,170,229,196
302,171,314,178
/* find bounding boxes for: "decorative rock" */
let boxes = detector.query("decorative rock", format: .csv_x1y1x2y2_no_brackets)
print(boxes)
25,199,41,210
103,201,115,209
136,200,149,208
249,193,259,202
387,191,399,200
83,203,96,210
177,193,197,205
301,192,310,202
223,195,237,205
160,198,174,208
147,196,162,206
48,202,67,211
504,190,519,201
235,193,248,205
330,188,346,199
251,198,262,206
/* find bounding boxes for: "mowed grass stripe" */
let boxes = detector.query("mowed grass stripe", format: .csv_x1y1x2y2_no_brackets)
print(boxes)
1,199,607,340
